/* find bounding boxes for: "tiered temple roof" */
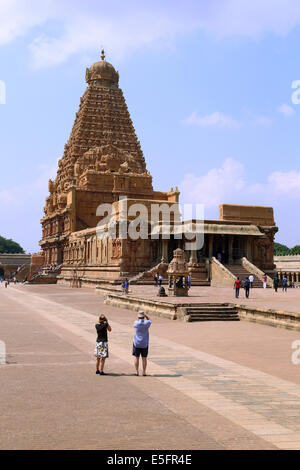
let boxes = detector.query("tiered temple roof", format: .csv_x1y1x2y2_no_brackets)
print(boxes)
45,51,150,216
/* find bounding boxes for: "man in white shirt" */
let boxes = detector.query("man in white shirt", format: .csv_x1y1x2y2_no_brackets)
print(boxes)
249,274,254,289
132,311,152,376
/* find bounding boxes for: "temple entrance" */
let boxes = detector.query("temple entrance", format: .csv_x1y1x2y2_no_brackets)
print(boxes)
232,237,247,261
150,240,160,264
213,235,229,264
168,237,180,262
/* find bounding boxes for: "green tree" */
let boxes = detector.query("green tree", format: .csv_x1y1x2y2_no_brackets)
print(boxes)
0,236,25,254
290,245,300,255
274,242,291,256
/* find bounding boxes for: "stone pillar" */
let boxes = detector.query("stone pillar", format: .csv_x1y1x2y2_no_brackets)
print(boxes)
246,237,253,261
208,235,214,259
84,240,87,264
161,240,168,263
189,250,197,264
228,236,234,265
222,236,226,253
92,237,97,265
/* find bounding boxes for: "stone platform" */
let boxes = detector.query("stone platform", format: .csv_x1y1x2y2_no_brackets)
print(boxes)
97,284,300,330
102,291,239,322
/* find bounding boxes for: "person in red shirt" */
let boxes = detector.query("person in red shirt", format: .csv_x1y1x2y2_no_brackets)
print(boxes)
234,278,241,298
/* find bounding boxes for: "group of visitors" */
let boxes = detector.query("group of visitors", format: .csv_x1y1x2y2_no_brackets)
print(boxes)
94,311,152,376
273,275,288,292
0,276,17,287
47,264,58,272
0,277,9,288
235,273,291,298
154,273,192,289
234,277,251,299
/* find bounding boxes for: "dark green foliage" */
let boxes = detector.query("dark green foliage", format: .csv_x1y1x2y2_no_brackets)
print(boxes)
0,236,25,254
274,242,300,256
274,242,290,255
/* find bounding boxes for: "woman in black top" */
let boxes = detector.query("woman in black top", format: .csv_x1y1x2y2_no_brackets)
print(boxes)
94,314,112,375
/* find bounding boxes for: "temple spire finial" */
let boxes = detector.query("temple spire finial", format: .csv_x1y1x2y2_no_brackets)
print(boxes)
101,49,105,61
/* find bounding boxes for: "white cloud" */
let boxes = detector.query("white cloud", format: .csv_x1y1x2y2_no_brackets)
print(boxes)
250,114,272,127
278,103,295,117
184,111,240,129
0,163,56,207
269,170,300,195
184,110,273,129
0,0,54,47
179,158,300,245
2,1,300,67
180,158,246,207
180,157,300,209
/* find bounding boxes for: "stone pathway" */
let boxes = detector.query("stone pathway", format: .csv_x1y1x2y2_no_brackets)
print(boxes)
2,285,300,449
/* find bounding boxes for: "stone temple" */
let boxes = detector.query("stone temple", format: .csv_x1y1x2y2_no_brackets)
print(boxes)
39,52,278,287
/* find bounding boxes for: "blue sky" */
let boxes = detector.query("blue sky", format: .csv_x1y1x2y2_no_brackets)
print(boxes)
1,0,300,252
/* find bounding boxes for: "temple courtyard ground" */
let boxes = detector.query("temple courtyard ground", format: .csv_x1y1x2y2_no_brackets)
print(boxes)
1,283,300,450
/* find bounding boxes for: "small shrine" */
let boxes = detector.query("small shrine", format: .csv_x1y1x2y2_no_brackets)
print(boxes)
167,248,189,297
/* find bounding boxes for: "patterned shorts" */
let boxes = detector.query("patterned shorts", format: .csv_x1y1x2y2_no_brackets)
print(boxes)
94,342,109,358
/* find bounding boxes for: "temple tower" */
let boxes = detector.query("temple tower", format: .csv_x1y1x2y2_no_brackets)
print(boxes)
40,52,175,267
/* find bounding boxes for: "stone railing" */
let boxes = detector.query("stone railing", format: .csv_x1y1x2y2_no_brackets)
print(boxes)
210,257,236,287
241,257,273,287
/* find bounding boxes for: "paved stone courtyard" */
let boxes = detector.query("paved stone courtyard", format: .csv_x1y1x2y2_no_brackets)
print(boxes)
1,283,300,450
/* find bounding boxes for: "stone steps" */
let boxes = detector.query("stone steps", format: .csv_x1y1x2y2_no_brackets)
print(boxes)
185,304,239,322
225,265,263,288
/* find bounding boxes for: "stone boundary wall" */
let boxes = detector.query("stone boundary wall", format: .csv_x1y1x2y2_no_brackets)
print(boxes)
237,305,300,331
210,257,236,287
0,254,31,265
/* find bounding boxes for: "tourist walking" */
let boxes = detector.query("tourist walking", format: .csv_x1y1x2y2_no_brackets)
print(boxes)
121,280,126,294
154,273,159,287
244,277,250,298
249,274,254,289
94,314,111,375
187,274,191,289
132,311,152,376
234,277,241,298
263,274,267,289
282,276,288,292
125,278,129,294
273,275,279,293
